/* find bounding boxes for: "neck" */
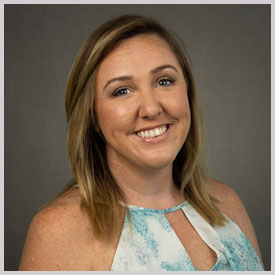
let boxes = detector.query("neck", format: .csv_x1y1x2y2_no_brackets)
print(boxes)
107,151,184,209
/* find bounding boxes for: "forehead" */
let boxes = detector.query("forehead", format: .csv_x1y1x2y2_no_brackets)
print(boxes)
96,34,181,84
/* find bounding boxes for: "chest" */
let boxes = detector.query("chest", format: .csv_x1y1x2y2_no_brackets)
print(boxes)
63,204,262,271
166,210,217,270
64,230,118,270
110,207,220,271
71,210,217,271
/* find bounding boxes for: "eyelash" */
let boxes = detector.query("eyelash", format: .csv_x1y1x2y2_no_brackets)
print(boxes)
113,87,131,97
157,77,175,87
112,77,175,97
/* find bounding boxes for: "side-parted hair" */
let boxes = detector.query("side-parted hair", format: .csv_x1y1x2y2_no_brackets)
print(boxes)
59,14,227,238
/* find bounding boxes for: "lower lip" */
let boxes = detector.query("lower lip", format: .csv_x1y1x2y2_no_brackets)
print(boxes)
133,124,172,144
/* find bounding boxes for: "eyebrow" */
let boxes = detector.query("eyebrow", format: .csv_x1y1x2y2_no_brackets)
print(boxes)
103,64,179,90
150,64,179,75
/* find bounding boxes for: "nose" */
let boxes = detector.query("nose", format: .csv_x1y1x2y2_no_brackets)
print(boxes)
138,90,162,119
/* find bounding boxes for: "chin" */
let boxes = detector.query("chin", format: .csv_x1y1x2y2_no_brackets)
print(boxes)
139,153,177,170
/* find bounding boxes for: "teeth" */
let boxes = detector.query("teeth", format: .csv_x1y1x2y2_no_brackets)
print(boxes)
155,128,160,136
136,125,168,138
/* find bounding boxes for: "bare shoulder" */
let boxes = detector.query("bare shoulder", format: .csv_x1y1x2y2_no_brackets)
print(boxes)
206,179,244,219
206,179,255,232
18,188,94,271
206,179,264,267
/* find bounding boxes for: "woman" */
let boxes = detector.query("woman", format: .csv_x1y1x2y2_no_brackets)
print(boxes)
18,14,264,271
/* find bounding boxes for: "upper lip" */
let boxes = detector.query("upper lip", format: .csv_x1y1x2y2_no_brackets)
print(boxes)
134,123,170,133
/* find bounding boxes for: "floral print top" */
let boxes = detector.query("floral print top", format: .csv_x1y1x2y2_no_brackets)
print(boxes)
111,200,264,271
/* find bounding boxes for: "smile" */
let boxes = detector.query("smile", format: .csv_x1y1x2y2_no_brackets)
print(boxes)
135,125,169,138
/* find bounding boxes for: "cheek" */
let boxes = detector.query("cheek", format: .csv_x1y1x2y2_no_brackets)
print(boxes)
95,100,136,134
163,90,191,121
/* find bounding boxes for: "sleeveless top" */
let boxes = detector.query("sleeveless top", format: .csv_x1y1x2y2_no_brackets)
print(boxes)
110,200,264,271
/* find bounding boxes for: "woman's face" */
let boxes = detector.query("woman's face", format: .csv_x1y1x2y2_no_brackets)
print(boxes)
95,34,191,170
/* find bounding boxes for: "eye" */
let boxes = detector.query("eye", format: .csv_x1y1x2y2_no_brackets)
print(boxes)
157,78,174,87
113,87,131,97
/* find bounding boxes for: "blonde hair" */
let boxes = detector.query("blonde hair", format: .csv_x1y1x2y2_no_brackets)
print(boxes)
59,14,227,238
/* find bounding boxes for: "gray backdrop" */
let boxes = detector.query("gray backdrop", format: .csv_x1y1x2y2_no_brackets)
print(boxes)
4,4,270,271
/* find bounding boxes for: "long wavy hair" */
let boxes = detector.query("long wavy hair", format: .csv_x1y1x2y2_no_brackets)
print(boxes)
57,14,227,238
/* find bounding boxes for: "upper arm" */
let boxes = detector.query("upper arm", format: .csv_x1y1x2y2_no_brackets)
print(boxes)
207,180,264,267
18,204,85,271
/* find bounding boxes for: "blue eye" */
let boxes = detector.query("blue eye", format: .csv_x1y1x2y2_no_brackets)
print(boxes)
113,88,131,97
158,78,174,87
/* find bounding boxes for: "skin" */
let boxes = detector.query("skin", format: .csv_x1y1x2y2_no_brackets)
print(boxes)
95,34,190,207
18,34,264,271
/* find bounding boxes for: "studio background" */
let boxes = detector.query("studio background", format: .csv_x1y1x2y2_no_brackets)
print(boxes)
4,4,271,270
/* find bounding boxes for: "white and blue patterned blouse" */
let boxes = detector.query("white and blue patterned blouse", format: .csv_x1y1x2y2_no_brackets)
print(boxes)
111,200,264,271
